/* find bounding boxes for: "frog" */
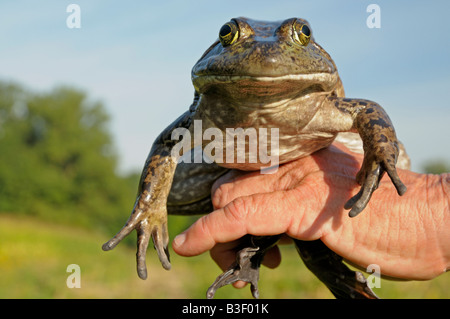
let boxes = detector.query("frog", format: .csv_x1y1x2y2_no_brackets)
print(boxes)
102,17,409,299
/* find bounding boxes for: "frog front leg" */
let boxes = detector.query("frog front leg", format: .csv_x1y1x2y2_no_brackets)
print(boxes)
102,110,192,279
307,96,407,217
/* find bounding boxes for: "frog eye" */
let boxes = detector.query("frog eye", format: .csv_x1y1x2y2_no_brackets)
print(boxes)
219,21,239,47
293,21,311,46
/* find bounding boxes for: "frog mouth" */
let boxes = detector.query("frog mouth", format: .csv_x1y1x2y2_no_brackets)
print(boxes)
192,72,338,97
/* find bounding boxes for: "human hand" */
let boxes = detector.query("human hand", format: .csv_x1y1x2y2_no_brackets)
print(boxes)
173,143,450,282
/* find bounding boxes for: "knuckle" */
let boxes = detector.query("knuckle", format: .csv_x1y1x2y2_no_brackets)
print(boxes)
223,196,251,225
211,182,235,209
198,214,213,238
273,170,299,190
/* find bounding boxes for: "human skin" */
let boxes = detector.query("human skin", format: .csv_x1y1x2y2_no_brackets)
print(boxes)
172,143,450,285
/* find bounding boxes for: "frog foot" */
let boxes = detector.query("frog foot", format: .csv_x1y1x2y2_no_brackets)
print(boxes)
345,140,407,217
206,246,262,299
102,195,170,279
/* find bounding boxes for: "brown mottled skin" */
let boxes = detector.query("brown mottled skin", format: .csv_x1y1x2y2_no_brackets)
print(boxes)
103,17,408,298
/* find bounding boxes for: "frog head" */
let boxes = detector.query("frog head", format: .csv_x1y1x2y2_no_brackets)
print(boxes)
192,17,339,102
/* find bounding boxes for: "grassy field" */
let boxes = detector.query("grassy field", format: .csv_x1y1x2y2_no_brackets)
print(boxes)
0,213,448,299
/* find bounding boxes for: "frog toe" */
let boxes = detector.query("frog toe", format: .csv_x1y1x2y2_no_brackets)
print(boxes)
385,163,407,196
346,142,407,217
345,165,380,217
136,223,150,279
102,216,139,251
103,193,171,278
151,222,171,270
207,247,261,299
135,220,171,279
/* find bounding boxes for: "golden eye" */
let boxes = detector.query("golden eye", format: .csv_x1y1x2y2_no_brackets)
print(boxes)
293,21,311,46
219,21,239,47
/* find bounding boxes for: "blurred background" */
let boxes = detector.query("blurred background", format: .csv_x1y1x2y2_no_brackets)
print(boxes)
0,0,448,298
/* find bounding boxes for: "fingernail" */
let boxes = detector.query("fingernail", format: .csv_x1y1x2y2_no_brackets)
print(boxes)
173,233,186,248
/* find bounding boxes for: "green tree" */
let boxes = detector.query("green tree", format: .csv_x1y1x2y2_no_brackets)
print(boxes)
422,160,450,174
0,81,137,233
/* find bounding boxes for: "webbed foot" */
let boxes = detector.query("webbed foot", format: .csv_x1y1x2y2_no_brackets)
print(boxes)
102,195,171,279
207,246,262,299
102,154,177,279
345,128,407,217
206,235,280,299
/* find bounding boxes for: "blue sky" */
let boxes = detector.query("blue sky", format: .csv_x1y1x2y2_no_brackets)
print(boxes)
1,0,449,173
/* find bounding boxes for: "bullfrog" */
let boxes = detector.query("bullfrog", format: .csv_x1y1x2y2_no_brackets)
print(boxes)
102,17,409,299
